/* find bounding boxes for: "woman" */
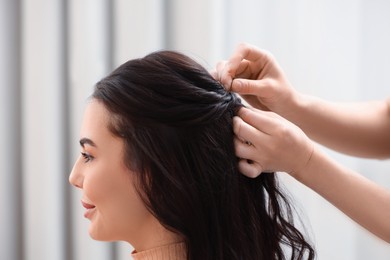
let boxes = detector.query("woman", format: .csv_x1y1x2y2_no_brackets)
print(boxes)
69,50,315,259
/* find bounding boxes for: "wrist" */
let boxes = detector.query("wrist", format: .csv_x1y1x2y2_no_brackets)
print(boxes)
289,143,317,182
283,92,314,128
276,89,304,121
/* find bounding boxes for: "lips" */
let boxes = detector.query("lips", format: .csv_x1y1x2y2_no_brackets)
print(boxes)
81,200,96,209
81,200,96,219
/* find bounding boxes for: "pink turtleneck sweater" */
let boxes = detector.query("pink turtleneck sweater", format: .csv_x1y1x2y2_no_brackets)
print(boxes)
131,242,187,260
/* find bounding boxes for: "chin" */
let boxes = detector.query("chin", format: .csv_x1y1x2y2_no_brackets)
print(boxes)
88,225,122,242
89,224,107,241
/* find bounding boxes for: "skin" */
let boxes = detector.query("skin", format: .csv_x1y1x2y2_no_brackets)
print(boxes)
213,42,390,242
69,100,181,251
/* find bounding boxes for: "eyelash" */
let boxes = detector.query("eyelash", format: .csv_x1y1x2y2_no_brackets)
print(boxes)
81,152,94,163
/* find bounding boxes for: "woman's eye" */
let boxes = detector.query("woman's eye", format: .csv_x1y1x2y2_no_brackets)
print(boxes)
81,152,93,163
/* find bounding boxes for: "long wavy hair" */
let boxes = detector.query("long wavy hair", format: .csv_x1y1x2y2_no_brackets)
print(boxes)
92,50,315,260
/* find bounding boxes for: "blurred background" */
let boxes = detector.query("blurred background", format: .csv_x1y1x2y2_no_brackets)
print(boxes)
1,0,390,259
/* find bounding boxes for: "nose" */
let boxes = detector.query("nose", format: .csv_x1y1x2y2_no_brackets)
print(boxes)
69,158,83,189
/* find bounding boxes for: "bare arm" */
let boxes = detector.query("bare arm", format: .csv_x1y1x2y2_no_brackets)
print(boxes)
288,95,390,158
295,145,390,242
233,107,390,242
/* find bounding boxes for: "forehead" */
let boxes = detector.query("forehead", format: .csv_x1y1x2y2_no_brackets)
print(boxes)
80,100,113,142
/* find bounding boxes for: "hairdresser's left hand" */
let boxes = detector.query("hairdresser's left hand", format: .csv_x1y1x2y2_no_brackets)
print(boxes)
211,43,297,115
233,107,314,178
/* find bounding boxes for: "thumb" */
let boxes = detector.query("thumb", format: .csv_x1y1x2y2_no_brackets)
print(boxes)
231,78,268,96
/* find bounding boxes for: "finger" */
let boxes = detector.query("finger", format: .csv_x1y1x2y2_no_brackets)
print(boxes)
239,94,270,111
231,78,271,96
220,60,252,91
234,59,272,79
233,136,260,162
238,159,263,178
223,43,273,83
215,60,227,80
232,43,274,64
213,60,231,89
237,107,282,135
233,116,269,145
234,60,252,78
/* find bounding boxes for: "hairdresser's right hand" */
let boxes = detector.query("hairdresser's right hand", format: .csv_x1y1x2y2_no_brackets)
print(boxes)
213,43,298,115
233,107,314,179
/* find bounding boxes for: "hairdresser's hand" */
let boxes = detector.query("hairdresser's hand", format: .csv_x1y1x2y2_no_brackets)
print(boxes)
213,43,297,115
233,107,314,178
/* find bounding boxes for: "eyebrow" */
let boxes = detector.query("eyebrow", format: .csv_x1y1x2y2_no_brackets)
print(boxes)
79,137,97,148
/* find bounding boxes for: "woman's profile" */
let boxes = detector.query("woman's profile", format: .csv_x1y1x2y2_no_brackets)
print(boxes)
69,50,315,259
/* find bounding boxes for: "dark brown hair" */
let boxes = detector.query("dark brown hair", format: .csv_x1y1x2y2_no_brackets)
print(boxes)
93,50,315,259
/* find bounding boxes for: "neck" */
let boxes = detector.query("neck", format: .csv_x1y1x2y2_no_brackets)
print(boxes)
127,215,183,252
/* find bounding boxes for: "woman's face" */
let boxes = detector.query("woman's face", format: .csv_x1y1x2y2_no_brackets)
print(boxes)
69,100,154,243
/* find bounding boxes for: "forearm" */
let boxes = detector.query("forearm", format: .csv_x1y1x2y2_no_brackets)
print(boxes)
284,94,390,158
294,146,390,242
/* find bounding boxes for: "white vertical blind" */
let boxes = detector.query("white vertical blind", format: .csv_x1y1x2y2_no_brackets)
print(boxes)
0,1,22,260
21,0,68,259
113,0,165,66
0,1,389,259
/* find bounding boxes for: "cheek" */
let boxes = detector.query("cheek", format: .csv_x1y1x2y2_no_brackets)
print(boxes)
84,162,152,235
82,166,110,203
112,173,152,229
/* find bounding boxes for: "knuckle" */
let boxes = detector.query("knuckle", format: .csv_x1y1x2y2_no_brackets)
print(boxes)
226,63,236,76
262,49,275,60
240,108,248,117
261,78,274,88
274,122,290,138
237,42,251,51
237,109,250,122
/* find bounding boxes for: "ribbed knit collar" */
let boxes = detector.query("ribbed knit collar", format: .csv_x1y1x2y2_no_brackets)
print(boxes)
131,241,186,260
